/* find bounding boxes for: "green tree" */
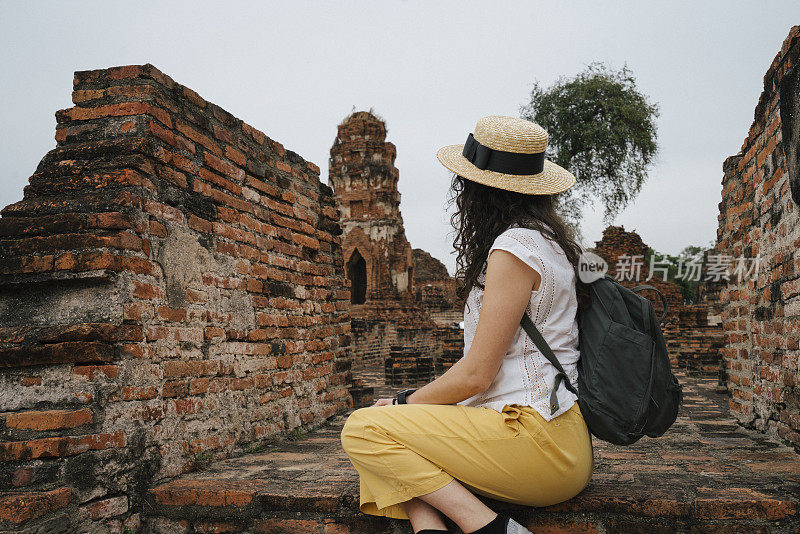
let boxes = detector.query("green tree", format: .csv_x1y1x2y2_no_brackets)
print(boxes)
520,63,659,229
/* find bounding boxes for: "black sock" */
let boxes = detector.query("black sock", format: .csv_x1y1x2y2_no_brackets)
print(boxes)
465,513,509,534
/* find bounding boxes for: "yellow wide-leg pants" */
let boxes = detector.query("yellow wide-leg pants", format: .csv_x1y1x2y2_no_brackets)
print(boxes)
340,400,594,520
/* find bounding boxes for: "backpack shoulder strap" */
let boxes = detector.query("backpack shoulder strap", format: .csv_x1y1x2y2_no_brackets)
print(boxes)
520,313,578,415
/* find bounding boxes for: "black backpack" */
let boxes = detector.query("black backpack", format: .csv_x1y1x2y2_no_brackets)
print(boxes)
520,273,684,446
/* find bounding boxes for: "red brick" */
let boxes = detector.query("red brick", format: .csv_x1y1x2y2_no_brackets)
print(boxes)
62,101,172,128
203,151,245,182
0,487,71,525
0,254,54,275
189,214,214,234
157,305,187,322
182,86,206,108
79,494,128,520
121,386,158,401
0,431,125,461
204,327,225,340
241,122,266,145
123,301,151,322
225,145,246,167
524,519,600,534
199,167,242,196
150,121,196,153
161,380,189,398
5,408,93,431
606,519,672,533
133,281,161,299
189,378,210,395
254,518,320,533
176,120,222,155
150,480,256,507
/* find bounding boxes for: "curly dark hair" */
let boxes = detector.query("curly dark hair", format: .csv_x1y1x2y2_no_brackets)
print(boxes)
446,173,591,316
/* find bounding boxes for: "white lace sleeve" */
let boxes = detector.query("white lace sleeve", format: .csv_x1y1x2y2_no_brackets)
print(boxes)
488,229,545,291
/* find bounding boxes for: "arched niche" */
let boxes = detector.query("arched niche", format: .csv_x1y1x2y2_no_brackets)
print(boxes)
347,249,368,304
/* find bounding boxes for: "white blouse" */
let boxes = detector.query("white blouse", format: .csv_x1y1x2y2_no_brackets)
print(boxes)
456,223,580,421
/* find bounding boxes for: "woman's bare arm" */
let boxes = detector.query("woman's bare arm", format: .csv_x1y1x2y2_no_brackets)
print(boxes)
406,249,541,405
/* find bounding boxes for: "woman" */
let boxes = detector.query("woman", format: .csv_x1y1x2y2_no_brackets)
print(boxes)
340,116,594,534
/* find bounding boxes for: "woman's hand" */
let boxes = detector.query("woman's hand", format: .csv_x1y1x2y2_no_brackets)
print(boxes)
371,398,394,407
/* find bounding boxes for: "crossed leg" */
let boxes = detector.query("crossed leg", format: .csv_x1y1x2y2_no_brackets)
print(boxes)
399,496,449,532
340,403,534,532
399,481,500,533
341,402,591,533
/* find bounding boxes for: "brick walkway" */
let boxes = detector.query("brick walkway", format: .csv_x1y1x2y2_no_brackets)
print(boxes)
145,368,800,533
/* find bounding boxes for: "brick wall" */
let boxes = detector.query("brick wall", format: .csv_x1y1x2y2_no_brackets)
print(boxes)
716,27,800,450
0,64,352,529
412,248,464,327
591,225,684,320
348,300,450,367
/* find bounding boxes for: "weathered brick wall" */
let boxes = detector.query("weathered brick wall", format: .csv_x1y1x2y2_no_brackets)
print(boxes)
412,248,450,282
716,27,800,450
384,346,435,386
664,305,726,378
0,64,352,529
591,225,684,320
412,248,463,326
348,301,444,367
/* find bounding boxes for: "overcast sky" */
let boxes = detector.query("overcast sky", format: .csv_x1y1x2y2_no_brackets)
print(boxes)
1,2,798,275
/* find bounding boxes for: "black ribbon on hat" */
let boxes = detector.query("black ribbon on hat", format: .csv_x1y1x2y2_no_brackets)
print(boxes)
462,133,545,175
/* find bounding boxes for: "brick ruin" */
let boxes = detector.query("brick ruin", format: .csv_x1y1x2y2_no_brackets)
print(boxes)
328,111,414,303
4,29,800,528
328,111,464,392
590,225,725,379
591,225,685,315
716,26,800,450
0,64,354,529
412,248,462,326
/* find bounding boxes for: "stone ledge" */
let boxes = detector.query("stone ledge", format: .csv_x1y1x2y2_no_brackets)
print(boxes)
0,269,114,288
142,372,800,533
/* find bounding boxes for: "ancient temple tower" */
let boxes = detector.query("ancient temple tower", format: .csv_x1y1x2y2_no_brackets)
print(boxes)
328,111,414,303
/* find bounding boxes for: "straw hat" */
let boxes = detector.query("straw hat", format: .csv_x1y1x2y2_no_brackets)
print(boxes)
436,115,576,195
